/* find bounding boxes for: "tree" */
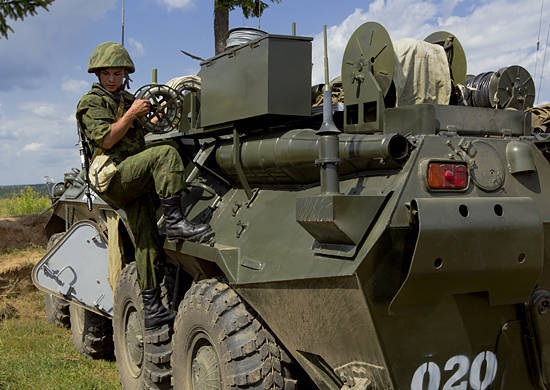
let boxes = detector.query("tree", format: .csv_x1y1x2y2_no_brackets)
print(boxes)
0,0,54,39
214,0,281,54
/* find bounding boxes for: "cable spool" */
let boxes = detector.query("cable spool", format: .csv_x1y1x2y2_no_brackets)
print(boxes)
341,22,395,132
226,27,267,49
424,31,467,85
463,66,535,110
489,65,535,110
166,75,201,94
166,76,202,131
134,84,185,134
464,72,493,107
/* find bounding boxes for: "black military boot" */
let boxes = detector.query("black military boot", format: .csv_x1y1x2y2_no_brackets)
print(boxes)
142,286,175,331
160,195,210,241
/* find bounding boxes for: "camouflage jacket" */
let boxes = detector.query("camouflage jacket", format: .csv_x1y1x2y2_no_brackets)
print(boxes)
76,83,145,165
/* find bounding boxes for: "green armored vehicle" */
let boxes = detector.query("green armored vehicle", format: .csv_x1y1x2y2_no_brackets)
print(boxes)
33,21,550,390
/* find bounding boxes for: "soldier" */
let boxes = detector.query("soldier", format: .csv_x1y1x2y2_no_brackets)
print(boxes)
76,41,210,331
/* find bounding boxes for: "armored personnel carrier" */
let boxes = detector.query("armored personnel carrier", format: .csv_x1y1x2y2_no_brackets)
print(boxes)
33,21,550,390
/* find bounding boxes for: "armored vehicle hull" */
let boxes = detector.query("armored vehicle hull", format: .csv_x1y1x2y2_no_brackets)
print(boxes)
33,21,550,390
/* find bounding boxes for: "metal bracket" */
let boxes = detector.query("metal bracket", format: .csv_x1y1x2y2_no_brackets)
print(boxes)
233,128,253,199
236,220,248,239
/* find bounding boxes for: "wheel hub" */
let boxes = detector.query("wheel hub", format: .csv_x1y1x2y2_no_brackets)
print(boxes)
124,306,143,375
191,343,221,390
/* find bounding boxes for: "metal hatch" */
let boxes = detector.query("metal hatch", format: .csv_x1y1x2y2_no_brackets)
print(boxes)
32,220,113,317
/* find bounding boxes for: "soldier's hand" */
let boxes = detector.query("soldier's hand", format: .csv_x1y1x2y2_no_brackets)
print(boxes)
128,99,150,118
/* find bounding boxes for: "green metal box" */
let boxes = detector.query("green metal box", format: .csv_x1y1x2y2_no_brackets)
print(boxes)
200,34,313,129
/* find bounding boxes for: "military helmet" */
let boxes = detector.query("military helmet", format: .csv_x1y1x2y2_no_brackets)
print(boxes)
88,42,135,74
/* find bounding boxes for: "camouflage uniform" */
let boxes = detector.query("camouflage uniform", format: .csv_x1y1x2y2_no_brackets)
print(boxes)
76,82,185,290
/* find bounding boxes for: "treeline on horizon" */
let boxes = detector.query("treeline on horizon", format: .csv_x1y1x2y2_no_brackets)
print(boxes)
0,184,49,199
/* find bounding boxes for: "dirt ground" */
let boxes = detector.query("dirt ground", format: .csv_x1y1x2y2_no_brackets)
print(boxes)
0,215,48,318
0,213,49,253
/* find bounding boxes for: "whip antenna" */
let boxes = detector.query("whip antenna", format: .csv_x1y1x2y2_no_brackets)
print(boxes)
316,24,341,196
538,21,550,105
535,0,544,83
121,0,125,46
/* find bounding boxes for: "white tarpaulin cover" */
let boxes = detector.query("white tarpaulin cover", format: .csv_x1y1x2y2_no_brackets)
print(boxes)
393,38,451,106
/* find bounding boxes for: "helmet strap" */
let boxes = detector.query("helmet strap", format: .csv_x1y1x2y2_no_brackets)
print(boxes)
123,74,132,90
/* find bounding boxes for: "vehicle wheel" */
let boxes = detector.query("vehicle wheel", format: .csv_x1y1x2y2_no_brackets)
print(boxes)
44,233,70,328
171,279,290,390
44,293,71,327
69,304,114,359
113,263,173,390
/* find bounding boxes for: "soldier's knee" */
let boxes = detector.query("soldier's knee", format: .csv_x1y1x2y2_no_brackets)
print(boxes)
151,144,178,158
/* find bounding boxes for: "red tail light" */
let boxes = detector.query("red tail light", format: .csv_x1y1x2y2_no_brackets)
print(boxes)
427,162,468,190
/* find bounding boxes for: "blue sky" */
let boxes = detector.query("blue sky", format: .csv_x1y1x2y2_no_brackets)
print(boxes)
0,0,547,185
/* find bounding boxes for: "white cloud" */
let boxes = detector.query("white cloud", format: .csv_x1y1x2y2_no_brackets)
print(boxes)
0,102,80,184
62,79,90,95
23,143,44,152
128,38,146,58
19,103,56,119
156,0,193,11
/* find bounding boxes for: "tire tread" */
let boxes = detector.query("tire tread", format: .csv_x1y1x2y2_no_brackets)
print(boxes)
171,278,287,390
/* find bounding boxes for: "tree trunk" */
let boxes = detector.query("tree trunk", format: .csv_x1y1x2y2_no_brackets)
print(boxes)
214,1,229,55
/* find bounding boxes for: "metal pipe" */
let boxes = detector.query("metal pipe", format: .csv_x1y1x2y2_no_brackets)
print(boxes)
190,92,197,129
215,129,409,184
292,22,296,36
152,68,158,84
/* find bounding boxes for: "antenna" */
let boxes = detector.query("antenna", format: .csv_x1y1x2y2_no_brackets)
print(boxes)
538,21,550,105
323,25,330,91
316,24,341,196
121,0,125,46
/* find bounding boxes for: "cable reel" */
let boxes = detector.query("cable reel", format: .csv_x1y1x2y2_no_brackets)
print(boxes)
489,66,535,110
463,66,535,110
166,76,202,132
424,31,467,85
134,84,185,134
341,22,395,133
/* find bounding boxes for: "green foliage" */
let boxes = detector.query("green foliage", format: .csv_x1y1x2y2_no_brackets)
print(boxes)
0,0,55,39
0,184,48,199
0,186,50,216
215,0,282,18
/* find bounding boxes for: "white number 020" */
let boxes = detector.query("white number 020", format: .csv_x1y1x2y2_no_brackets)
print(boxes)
411,351,498,390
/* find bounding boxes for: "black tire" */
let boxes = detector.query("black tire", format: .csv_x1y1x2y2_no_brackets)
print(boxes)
171,279,292,390
44,233,70,328
69,303,114,359
113,263,173,390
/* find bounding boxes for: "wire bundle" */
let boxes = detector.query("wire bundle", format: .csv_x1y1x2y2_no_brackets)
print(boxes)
226,28,267,49
464,72,494,107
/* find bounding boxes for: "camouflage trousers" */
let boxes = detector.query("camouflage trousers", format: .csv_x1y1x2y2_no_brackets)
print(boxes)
102,144,186,291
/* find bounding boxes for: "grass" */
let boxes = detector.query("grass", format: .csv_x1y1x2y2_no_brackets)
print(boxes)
0,187,51,217
0,280,120,389
0,292,120,390
0,245,46,280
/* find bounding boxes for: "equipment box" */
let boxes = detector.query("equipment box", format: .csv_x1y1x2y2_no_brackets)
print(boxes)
200,34,312,129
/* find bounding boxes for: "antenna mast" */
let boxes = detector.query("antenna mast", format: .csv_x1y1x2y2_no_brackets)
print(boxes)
121,0,125,46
